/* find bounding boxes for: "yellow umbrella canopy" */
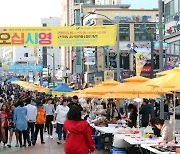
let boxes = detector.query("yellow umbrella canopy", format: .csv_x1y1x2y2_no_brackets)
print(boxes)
142,73,180,89
124,76,149,82
102,93,160,99
13,81,49,92
156,67,180,76
99,80,120,86
112,76,150,92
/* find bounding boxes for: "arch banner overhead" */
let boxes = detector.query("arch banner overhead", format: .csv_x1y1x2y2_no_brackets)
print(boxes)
0,25,117,47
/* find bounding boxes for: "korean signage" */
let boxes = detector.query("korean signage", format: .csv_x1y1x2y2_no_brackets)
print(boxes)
84,48,96,65
114,15,152,22
153,41,168,51
0,25,117,47
9,65,42,71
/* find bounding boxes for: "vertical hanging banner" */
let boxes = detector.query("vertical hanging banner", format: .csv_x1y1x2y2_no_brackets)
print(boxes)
104,70,114,81
84,48,96,65
0,25,117,47
164,54,179,70
135,53,149,76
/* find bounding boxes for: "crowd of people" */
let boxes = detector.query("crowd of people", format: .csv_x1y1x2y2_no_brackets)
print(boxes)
0,81,175,153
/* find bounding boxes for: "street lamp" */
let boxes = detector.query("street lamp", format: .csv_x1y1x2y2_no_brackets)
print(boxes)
46,53,55,88
88,12,121,81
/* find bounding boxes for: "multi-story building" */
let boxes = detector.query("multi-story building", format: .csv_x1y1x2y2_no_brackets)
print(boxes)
1,47,13,65
164,0,180,58
41,17,64,79
60,0,159,84
83,7,158,81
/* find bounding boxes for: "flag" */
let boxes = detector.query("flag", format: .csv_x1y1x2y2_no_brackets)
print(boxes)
135,53,148,76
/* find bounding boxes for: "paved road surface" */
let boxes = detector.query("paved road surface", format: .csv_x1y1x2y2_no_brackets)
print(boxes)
0,132,104,154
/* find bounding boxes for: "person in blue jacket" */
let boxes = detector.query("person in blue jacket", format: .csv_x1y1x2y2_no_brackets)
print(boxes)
14,100,31,147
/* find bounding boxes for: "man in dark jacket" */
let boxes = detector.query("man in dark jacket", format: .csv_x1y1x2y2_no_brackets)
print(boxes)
139,99,153,127
68,95,83,111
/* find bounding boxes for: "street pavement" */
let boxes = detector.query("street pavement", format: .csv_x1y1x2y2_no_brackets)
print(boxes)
0,132,104,154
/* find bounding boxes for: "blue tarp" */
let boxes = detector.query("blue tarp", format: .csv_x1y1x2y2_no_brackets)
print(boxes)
52,83,73,92
7,77,17,83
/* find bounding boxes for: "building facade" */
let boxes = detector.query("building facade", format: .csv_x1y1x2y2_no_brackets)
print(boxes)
41,17,64,79
164,0,180,61
83,7,158,81
60,0,159,85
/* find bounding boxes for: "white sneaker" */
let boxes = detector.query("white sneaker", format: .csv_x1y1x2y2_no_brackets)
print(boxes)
47,135,50,138
50,136,53,139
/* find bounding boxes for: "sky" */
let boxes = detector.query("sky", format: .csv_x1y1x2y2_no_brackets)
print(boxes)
0,0,158,26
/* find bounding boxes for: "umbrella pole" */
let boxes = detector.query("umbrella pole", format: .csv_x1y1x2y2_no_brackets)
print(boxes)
137,102,140,128
173,92,176,138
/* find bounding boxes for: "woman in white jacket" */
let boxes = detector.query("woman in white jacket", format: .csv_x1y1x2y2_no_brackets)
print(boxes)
154,118,174,142
54,99,69,144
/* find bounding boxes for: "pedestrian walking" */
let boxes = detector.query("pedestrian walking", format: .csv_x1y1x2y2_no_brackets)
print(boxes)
7,105,19,147
54,99,69,144
34,104,46,144
64,105,95,154
14,100,31,147
44,98,55,139
26,98,37,145
1,104,9,147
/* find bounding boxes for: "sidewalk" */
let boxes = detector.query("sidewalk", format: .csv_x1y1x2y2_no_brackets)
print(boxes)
0,133,104,154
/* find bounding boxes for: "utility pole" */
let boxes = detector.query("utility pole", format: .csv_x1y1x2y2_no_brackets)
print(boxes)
52,53,55,88
159,0,164,72
159,0,164,119
80,3,84,86
116,16,120,81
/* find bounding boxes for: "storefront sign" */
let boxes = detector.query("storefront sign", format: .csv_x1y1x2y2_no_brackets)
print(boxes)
9,65,42,71
0,25,117,47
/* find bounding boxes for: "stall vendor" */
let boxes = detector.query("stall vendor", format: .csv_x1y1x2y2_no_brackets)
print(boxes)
154,118,174,142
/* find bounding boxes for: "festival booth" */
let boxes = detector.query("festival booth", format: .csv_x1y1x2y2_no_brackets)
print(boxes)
71,70,180,153
51,83,73,97
12,81,49,93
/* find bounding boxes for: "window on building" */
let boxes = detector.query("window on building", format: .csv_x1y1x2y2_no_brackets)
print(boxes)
174,41,180,55
76,47,81,65
119,24,130,41
24,53,28,57
74,9,80,26
165,0,174,22
74,0,84,4
120,54,130,69
134,24,156,41
42,23,47,27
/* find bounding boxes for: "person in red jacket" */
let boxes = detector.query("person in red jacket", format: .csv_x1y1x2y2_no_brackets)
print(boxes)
63,105,95,154
1,104,9,148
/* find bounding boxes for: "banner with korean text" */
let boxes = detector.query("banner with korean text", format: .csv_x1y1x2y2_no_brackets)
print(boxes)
0,25,117,47
135,53,149,76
